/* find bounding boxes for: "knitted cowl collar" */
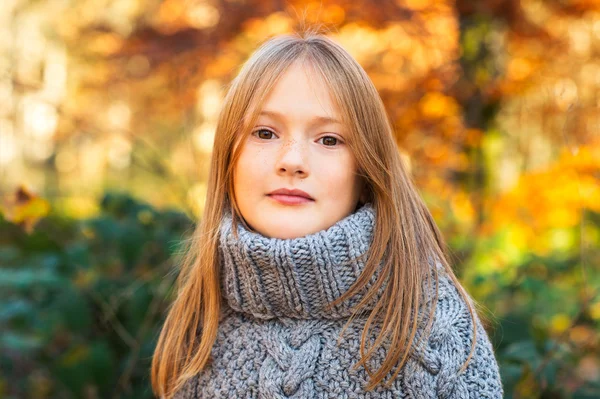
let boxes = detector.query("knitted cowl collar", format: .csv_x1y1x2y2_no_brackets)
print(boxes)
218,203,384,320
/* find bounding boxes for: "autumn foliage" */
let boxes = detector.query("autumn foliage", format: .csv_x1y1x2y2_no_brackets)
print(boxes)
1,0,599,398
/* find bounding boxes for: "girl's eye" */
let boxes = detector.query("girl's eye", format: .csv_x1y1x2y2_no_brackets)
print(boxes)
253,129,276,140
319,136,339,146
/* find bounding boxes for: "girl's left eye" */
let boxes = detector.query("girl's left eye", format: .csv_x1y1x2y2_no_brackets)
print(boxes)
318,136,340,146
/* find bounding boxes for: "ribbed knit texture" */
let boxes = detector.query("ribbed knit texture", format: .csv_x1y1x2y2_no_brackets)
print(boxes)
173,204,504,398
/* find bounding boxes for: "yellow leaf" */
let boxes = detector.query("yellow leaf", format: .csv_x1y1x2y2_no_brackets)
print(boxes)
550,314,571,334
589,302,600,320
2,185,51,233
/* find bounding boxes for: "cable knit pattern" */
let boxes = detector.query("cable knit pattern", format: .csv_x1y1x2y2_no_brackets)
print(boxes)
173,204,504,398
219,204,380,320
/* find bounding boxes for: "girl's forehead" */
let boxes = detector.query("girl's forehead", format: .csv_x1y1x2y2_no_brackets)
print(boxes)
262,68,340,114
238,58,350,130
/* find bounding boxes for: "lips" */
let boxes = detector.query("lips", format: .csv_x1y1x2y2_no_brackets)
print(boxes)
267,188,314,205
267,188,314,200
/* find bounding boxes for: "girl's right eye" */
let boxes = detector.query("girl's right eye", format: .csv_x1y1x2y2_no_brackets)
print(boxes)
252,128,276,140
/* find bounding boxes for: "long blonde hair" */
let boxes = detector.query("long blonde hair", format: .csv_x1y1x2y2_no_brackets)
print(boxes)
151,29,478,398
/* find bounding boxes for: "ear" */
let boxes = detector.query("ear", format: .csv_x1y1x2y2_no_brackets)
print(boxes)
358,179,370,205
359,191,369,205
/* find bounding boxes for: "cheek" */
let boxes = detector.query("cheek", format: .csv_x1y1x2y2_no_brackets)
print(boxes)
319,154,359,198
234,145,267,193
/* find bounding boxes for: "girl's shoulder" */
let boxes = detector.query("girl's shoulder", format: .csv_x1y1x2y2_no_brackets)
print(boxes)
419,259,484,350
409,260,504,398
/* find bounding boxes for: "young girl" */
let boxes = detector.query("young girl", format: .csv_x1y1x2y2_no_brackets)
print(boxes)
152,31,504,398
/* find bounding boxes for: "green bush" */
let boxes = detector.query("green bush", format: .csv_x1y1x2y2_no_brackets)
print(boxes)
0,192,193,399
473,210,600,398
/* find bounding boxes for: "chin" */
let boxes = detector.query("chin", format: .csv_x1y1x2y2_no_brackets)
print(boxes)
259,215,319,239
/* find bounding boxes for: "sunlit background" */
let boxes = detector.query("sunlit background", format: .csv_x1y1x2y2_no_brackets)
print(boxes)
1,0,599,398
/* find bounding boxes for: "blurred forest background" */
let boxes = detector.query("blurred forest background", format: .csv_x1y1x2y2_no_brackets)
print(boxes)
1,0,599,398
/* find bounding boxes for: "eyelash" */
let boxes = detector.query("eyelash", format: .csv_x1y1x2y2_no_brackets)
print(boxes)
251,128,343,147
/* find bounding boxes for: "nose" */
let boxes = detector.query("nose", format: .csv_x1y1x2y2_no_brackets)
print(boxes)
276,137,309,178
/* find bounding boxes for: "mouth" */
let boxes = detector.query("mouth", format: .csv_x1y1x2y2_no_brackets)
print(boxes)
267,193,315,205
267,188,315,205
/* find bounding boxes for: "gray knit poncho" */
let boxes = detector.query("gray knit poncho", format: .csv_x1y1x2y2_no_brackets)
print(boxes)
174,204,504,398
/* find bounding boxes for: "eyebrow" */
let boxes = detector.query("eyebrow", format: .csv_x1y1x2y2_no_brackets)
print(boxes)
259,110,343,127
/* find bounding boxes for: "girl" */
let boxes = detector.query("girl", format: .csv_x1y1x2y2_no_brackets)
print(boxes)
152,30,504,398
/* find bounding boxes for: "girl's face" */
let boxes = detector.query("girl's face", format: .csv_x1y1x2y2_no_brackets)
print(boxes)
233,60,365,239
